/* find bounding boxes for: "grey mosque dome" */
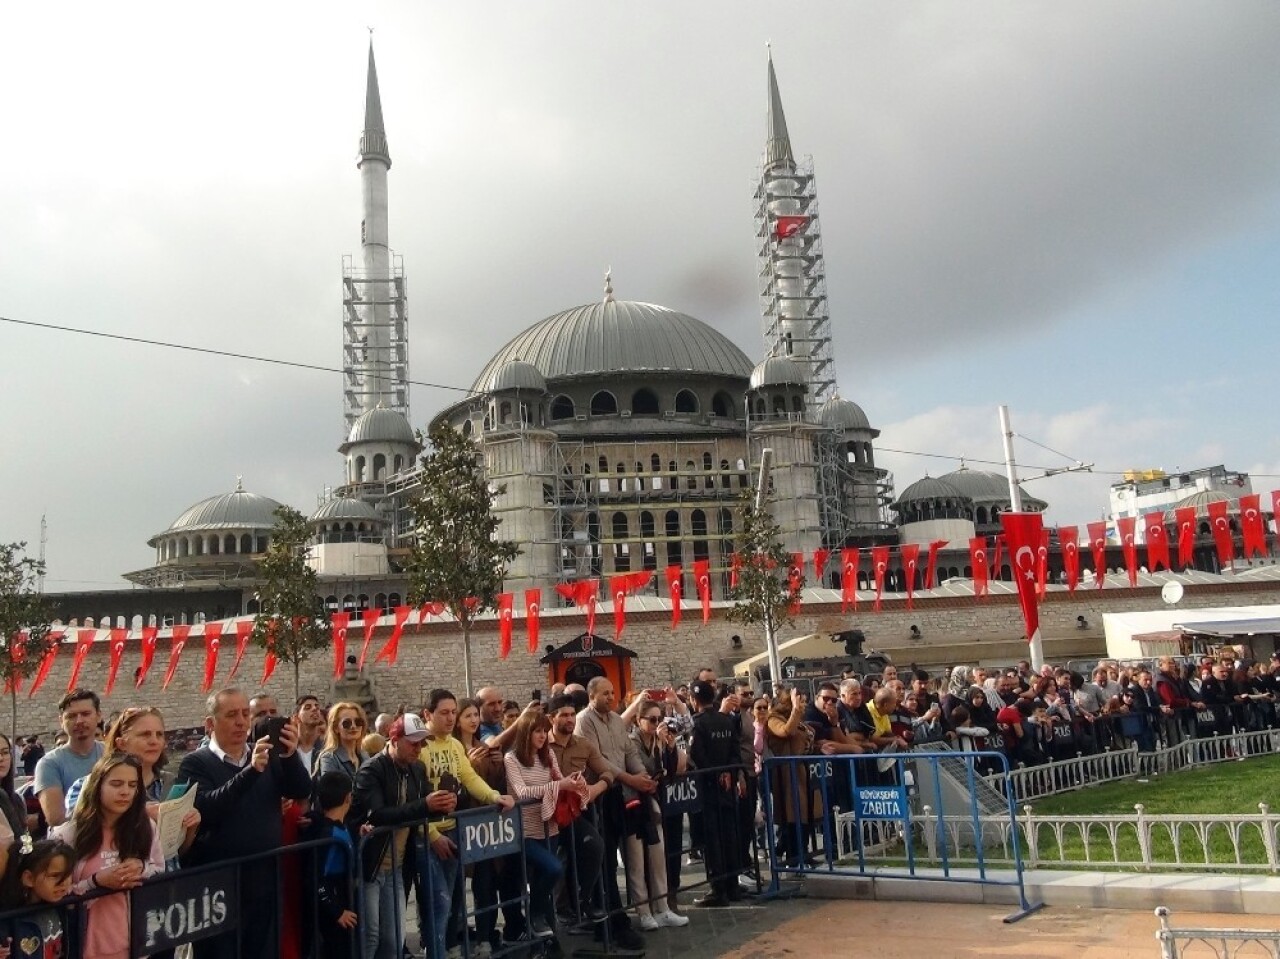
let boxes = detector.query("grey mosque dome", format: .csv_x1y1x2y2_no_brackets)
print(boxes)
818,394,871,431
1164,488,1237,522
893,475,968,506
487,359,548,394
310,497,386,525
344,404,417,447
936,466,1047,511
750,355,807,389
471,300,754,389
153,483,283,544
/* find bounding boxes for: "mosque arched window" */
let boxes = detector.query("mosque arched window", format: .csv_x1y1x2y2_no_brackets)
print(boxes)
388,592,401,608
550,395,575,420
342,594,356,612
702,452,713,470
792,395,804,414
520,403,530,425
665,510,680,538
640,512,655,539
394,454,403,473
257,536,269,552
616,462,627,493
209,536,220,556
372,454,386,480
612,512,629,541
685,461,696,490
691,510,707,538
675,390,698,414
634,462,644,492
712,392,734,418
650,453,661,472
631,388,659,416
355,456,366,482
590,391,618,416
599,455,609,473
718,508,734,535
753,398,766,418
240,534,253,554
462,420,473,437
179,538,189,558
357,594,370,611
976,507,988,525
375,593,387,612
772,396,787,416
193,538,204,556
720,460,731,489
499,401,512,425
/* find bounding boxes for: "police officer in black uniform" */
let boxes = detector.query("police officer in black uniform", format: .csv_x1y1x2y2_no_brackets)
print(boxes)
689,681,742,907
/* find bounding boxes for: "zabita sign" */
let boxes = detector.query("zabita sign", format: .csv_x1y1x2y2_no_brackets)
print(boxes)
458,806,523,865
854,785,908,821
129,865,238,956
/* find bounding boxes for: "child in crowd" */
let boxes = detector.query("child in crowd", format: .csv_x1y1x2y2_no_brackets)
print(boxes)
305,771,358,959
0,838,76,959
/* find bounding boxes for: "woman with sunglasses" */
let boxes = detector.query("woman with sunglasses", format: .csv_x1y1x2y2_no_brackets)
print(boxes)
52,755,164,959
625,700,688,930
316,702,370,783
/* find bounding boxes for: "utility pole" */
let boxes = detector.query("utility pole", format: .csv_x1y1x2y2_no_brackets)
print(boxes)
998,406,1043,669
753,448,783,690
37,513,47,594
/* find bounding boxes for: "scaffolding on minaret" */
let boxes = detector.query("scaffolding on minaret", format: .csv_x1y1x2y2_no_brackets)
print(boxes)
755,53,837,416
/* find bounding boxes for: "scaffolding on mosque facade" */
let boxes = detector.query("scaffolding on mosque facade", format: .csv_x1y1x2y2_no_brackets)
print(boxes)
342,253,410,430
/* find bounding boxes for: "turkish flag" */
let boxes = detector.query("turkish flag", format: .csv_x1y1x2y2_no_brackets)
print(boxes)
969,537,989,598
1174,506,1197,569
813,548,831,584
4,631,27,695
1036,529,1051,599
27,632,63,697
1143,513,1171,572
872,545,890,611
375,606,413,666
627,570,653,594
497,593,514,659
525,589,542,653
693,559,712,624
991,534,1004,581
330,612,350,679
202,622,223,693
136,626,158,688
162,625,190,691
228,620,253,680
900,544,920,609
1207,500,1234,566
555,580,599,634
419,603,445,629
1059,527,1080,593
357,607,380,671
1000,512,1044,646
729,552,741,590
840,547,860,612
104,628,128,696
261,621,278,685
1117,516,1138,587
65,628,96,693
610,575,631,640
775,215,808,240
1087,521,1108,588
925,540,947,590
1273,491,1280,540
665,565,683,630
1240,494,1266,558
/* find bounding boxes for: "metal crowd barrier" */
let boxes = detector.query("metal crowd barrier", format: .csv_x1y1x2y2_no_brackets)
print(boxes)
761,750,1041,922
1155,905,1280,958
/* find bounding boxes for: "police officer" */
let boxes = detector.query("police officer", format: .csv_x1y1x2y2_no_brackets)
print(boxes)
689,681,741,907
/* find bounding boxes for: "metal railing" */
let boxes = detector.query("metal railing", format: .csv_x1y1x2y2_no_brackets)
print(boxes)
1155,905,1280,958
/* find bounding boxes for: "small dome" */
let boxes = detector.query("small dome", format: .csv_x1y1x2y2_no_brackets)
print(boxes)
893,475,969,506
157,484,284,541
344,406,418,447
1164,489,1237,522
488,360,547,394
750,356,807,389
937,467,1047,511
818,394,870,431
310,498,386,525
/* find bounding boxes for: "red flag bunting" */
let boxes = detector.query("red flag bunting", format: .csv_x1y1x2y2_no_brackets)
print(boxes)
105,628,127,696
331,612,350,679
161,625,190,691
1240,494,1266,558
525,589,542,654
901,544,920,609
1036,529,1051,599
1143,513,1171,572
202,622,223,693
1273,491,1280,541
1117,516,1138,587
693,559,712,624
871,545,890,612
497,593,514,659
1059,527,1080,593
375,606,413,666
774,214,808,241
1174,506,1197,569
813,548,831,584
840,547,859,612
228,620,253,680
66,628,96,693
610,575,630,641
28,632,63,698
357,607,380,671
991,534,1005,581
1207,500,1234,566
419,603,445,628
1001,512,1044,646
1087,521,1108,588
787,553,804,615
969,537,989,598
555,580,599,635
261,621,278,686
925,540,947,590
136,626,158,688
665,565,683,630
4,631,26,695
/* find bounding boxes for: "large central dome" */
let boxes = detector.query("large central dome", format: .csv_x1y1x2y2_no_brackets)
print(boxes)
470,300,754,391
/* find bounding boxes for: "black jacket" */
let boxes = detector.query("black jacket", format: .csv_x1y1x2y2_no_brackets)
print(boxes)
351,750,435,881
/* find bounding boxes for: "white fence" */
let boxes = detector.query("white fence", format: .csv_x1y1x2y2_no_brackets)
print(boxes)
1156,906,1280,958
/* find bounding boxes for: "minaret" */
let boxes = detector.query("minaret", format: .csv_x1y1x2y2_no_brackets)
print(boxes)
755,50,836,414
342,40,409,431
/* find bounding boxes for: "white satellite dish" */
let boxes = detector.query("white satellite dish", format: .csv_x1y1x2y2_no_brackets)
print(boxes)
1161,581,1184,605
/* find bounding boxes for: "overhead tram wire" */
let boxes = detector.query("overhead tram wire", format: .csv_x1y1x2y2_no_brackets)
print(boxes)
8,312,1277,478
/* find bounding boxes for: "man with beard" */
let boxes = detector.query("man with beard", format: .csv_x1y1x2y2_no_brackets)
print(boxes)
547,694,608,926
293,694,326,774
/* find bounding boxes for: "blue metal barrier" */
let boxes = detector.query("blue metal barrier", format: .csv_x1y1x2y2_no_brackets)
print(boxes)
761,750,1042,922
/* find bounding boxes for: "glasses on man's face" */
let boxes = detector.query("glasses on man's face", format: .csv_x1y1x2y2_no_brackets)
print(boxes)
819,695,837,704
339,718,365,731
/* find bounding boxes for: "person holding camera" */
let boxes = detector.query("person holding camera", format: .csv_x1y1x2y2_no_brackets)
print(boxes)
625,698,689,930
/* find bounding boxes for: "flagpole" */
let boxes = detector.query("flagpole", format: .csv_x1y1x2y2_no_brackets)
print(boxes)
999,405,1044,670
754,448,783,692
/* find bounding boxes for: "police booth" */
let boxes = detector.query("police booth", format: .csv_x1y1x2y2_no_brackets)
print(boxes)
541,632,637,700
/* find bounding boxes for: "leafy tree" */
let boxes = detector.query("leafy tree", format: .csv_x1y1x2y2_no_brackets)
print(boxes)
250,506,330,702
405,426,519,696
0,542,60,742
726,495,800,690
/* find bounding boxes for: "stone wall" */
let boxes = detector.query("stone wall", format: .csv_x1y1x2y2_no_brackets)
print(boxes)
14,579,1278,740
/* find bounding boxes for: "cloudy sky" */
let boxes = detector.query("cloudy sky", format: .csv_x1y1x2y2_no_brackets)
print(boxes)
2,1,1278,589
